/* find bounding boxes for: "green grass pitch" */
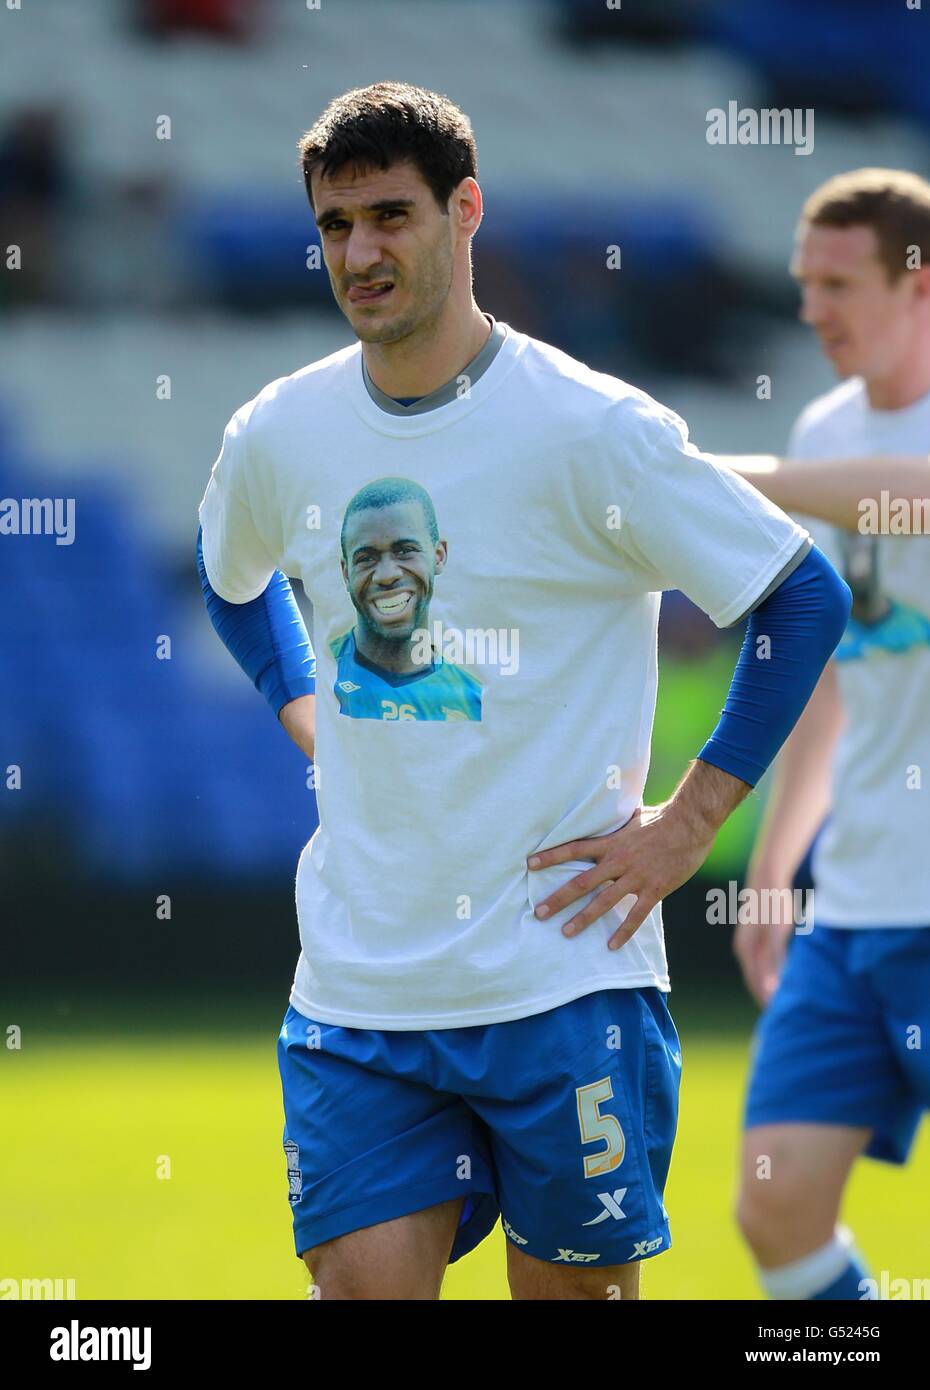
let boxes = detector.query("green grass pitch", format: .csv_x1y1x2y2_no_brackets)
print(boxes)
2,1001,926,1300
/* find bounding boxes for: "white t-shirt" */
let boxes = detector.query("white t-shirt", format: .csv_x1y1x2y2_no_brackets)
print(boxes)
199,323,808,1027
788,377,930,927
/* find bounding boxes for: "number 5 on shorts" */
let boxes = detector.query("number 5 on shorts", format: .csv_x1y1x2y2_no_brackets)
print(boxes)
576,1076,625,1178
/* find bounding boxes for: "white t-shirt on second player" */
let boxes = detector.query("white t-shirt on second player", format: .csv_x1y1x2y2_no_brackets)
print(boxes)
199,322,809,1028
788,377,930,928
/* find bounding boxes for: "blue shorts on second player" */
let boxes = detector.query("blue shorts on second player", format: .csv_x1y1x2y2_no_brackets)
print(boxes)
746,924,930,1163
277,987,681,1268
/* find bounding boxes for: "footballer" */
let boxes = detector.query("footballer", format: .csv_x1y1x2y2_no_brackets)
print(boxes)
727,170,930,1301
197,83,850,1300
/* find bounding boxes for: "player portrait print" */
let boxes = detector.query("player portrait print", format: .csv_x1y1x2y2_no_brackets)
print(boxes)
836,532,930,662
330,476,484,721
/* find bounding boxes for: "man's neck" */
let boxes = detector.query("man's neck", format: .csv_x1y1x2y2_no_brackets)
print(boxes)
353,627,430,677
865,343,930,410
362,303,491,399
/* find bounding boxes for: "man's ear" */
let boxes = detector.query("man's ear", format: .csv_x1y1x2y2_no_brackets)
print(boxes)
453,177,482,240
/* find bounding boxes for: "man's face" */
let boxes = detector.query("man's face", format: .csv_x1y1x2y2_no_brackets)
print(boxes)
341,500,446,644
312,160,457,343
790,221,920,381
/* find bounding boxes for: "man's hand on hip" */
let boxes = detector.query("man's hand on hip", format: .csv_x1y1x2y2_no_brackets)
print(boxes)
527,760,750,950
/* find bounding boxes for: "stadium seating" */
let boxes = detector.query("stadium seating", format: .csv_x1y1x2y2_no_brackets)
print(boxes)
2,0,925,879
0,431,318,877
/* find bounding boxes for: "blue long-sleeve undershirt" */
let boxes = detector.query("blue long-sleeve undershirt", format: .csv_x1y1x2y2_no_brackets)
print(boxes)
196,526,316,717
697,545,852,787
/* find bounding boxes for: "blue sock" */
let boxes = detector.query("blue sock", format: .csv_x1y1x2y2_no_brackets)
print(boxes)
759,1227,874,1299
812,1253,875,1300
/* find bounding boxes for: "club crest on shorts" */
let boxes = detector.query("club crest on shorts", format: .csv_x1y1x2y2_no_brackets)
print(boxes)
284,1139,302,1204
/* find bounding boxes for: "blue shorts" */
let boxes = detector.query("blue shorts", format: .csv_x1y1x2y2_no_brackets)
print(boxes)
276,987,681,1267
745,925,930,1164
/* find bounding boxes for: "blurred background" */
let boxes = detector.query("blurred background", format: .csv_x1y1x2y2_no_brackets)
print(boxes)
1,0,927,1300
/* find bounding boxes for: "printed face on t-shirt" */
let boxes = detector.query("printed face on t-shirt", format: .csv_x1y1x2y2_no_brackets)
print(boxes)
333,481,483,723
340,491,446,666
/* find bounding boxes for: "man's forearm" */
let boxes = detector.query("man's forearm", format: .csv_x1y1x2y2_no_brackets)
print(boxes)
747,664,842,883
666,757,751,839
718,453,930,531
279,694,316,761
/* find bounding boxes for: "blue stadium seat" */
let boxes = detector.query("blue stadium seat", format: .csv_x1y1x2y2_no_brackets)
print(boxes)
0,432,318,881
